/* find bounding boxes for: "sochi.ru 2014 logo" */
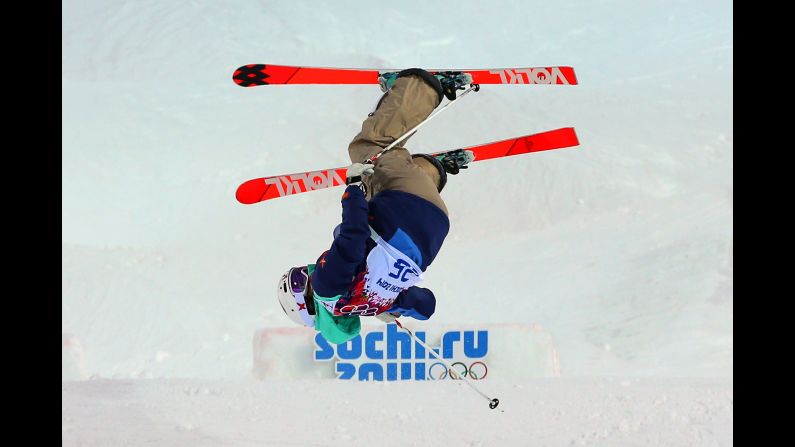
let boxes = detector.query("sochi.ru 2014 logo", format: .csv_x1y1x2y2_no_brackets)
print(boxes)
314,323,488,381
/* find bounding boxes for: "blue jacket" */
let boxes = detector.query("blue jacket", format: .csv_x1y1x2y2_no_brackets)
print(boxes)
310,185,449,342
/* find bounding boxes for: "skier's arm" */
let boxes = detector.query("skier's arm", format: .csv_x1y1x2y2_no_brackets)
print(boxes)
387,286,436,320
311,185,370,297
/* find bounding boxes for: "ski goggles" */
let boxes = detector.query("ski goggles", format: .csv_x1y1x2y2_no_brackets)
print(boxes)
287,266,314,326
289,266,309,296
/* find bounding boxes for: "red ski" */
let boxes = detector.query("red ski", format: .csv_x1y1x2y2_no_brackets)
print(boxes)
232,64,578,87
235,127,580,205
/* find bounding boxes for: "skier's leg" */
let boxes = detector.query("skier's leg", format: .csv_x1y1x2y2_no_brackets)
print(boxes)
368,147,448,215
348,71,442,163
347,71,448,215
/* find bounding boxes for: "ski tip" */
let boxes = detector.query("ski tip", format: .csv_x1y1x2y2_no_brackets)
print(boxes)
235,180,265,204
232,64,270,87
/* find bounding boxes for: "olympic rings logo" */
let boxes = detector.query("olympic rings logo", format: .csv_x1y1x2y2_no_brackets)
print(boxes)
427,361,488,380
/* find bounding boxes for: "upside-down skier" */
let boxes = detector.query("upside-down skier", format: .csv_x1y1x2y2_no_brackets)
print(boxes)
276,68,473,343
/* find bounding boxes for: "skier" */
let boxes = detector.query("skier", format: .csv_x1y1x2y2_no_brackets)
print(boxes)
276,68,473,343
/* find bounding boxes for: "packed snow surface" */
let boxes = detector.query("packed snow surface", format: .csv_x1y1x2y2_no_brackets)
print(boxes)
63,0,732,444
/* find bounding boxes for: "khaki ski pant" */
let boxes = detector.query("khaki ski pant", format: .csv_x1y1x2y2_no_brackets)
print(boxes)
347,75,448,216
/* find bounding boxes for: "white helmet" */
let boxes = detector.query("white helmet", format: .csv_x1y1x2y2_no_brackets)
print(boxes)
276,266,314,327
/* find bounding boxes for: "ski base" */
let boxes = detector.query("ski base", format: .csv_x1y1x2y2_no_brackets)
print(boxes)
235,127,580,205
233,64,578,87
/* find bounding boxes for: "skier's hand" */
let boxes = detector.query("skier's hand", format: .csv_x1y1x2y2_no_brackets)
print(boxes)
345,162,374,193
346,162,375,179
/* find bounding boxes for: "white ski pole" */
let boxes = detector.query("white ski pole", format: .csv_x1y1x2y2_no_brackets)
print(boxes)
393,319,499,409
365,84,480,163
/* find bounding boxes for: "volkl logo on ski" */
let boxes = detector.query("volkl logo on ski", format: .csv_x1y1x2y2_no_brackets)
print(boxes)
265,170,346,197
489,68,570,85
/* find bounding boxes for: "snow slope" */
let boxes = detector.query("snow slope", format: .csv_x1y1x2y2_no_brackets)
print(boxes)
62,378,732,447
62,0,732,444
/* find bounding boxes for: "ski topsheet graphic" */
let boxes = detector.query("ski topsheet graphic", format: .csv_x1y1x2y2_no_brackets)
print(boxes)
232,64,578,87
235,127,580,205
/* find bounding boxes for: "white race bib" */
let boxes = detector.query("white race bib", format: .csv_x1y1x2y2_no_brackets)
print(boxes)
321,227,424,317
361,232,424,307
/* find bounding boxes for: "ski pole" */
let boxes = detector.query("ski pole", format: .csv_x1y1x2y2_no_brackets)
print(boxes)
393,319,499,409
366,84,481,163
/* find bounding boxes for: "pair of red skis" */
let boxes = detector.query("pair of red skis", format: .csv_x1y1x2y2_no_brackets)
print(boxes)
233,64,580,205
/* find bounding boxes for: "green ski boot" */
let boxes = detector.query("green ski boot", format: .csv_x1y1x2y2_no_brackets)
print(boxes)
379,70,473,100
